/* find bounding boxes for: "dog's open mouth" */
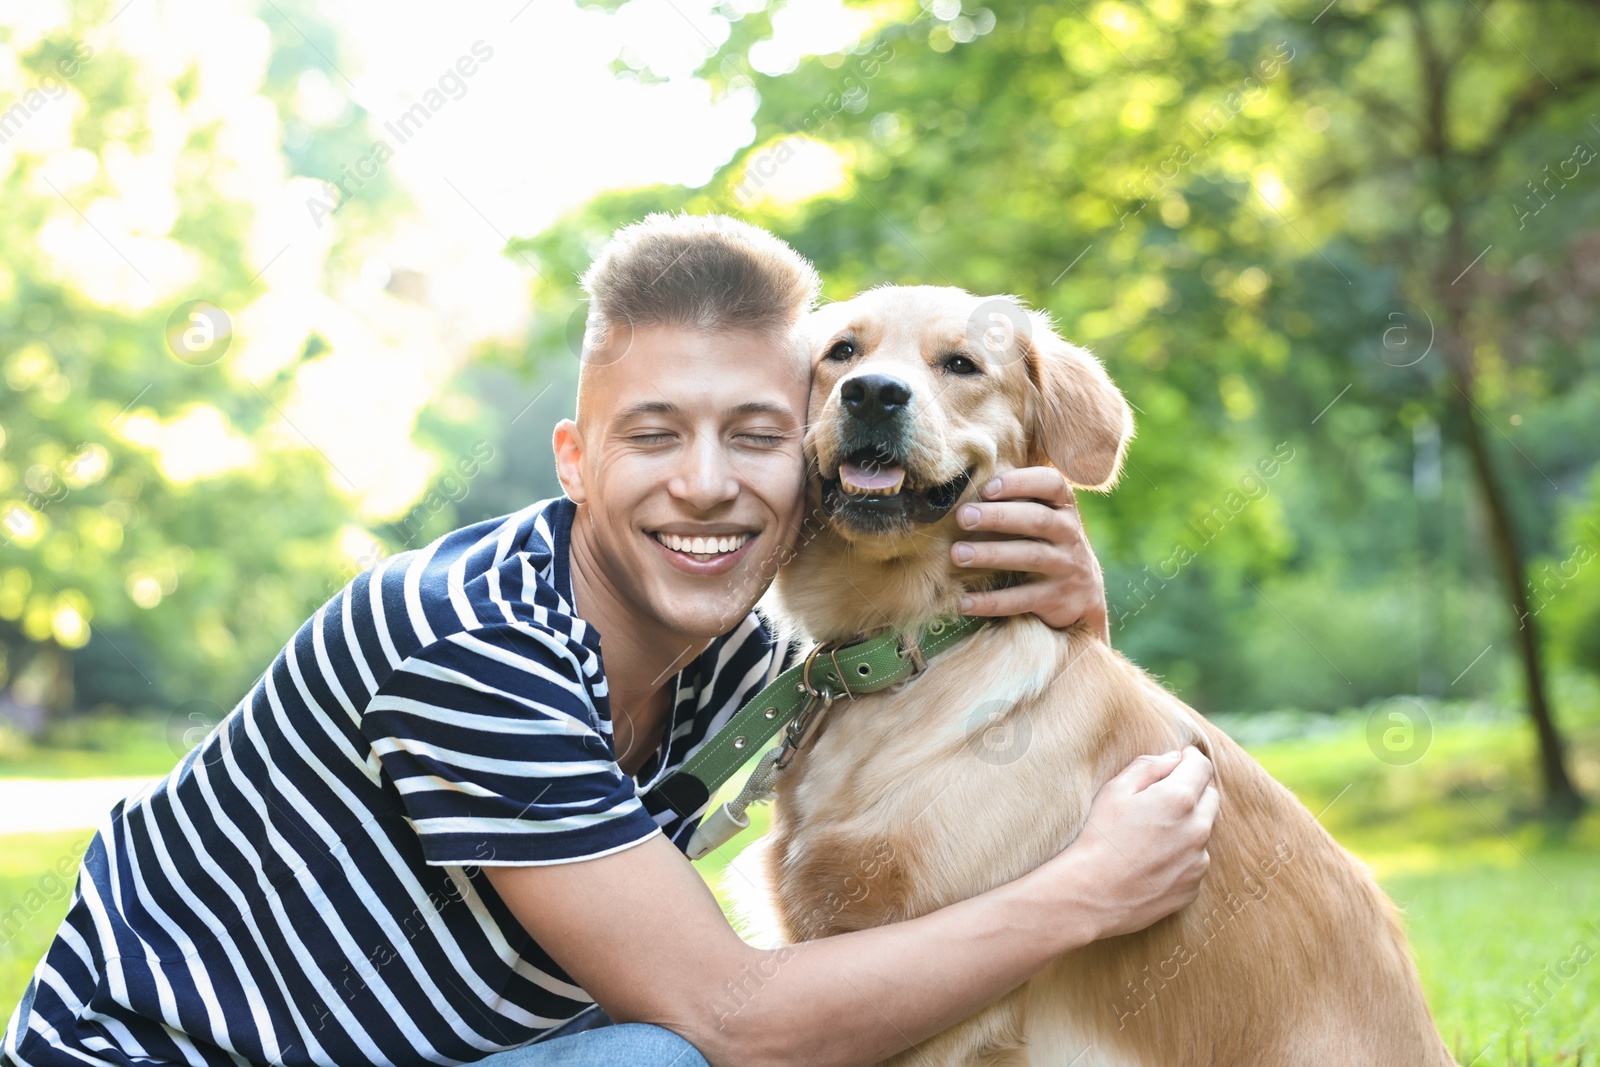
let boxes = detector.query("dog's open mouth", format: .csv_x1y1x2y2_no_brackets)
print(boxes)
838,450,907,498
822,448,974,529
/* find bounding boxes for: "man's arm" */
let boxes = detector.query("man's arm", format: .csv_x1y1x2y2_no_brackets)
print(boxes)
486,746,1216,1067
949,467,1111,640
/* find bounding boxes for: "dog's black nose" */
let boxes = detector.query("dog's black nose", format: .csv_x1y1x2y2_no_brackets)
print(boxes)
840,374,912,424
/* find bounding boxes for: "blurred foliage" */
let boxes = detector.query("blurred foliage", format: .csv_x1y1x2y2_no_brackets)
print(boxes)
1544,465,1600,671
517,0,1600,728
2,0,1599,748
0,1,439,719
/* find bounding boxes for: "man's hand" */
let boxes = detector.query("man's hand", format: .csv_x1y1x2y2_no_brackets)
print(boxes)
1035,746,1218,940
950,466,1110,640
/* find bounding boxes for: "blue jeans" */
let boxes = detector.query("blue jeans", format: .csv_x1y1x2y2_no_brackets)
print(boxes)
476,1007,710,1067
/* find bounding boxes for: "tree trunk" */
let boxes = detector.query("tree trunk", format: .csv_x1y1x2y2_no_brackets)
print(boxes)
1450,382,1585,817
1414,6,1586,818
1436,236,1587,819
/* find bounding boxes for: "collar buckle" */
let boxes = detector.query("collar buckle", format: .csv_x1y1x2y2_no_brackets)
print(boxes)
802,639,855,701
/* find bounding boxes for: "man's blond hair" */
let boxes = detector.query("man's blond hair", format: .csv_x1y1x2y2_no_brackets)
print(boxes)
579,213,820,358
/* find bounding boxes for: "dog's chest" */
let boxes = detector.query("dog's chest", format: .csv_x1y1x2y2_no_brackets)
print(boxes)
766,686,952,939
784,683,950,821
768,624,1089,939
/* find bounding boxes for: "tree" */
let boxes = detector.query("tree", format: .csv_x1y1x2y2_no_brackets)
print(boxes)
1281,0,1598,816
0,0,412,720
525,0,1599,814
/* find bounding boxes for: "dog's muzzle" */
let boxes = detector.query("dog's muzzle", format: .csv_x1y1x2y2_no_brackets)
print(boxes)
821,373,974,532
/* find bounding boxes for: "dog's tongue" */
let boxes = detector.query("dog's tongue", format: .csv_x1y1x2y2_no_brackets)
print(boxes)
839,461,905,494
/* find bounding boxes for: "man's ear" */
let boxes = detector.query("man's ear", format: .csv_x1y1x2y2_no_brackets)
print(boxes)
553,419,588,503
1021,310,1134,489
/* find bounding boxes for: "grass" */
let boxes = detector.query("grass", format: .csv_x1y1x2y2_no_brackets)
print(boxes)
1392,855,1599,1065
1,830,94,1020
1234,699,1600,1064
2,702,1596,1063
0,713,188,780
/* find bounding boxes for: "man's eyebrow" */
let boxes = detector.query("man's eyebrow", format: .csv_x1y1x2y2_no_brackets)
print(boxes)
613,400,681,422
728,401,799,421
610,399,797,423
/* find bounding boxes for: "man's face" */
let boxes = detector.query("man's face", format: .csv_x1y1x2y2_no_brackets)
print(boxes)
560,325,810,640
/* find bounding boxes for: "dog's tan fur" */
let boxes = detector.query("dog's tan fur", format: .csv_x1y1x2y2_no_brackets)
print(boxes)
751,286,1454,1066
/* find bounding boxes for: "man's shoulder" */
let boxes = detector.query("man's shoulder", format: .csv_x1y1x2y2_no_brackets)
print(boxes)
361,496,590,660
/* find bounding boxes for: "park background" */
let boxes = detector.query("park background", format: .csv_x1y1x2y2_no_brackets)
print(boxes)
2,0,1598,1059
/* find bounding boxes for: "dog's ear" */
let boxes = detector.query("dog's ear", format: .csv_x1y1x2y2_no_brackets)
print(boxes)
1021,310,1133,489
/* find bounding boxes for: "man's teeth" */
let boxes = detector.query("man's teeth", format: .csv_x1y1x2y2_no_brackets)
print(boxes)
654,532,753,556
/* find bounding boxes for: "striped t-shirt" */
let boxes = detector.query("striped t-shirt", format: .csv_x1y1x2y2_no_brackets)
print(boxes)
3,497,787,1067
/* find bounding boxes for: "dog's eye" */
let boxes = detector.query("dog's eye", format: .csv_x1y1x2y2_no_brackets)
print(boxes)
944,354,981,376
824,340,856,362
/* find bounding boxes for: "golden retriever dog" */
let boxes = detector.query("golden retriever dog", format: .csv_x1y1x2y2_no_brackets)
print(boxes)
747,286,1454,1066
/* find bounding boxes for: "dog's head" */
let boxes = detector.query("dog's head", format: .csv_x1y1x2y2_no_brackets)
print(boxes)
804,285,1133,546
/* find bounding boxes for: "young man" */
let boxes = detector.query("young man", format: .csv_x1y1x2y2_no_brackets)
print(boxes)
3,215,1216,1067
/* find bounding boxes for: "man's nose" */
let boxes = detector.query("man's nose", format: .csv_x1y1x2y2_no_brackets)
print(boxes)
670,436,739,509
840,374,912,425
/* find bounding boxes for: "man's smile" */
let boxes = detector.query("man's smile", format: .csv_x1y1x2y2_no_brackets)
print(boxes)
649,528,760,575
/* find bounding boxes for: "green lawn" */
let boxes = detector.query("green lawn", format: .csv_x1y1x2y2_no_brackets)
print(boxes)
0,713,188,780
1,830,94,1021
3,704,1596,1063
1234,703,1600,1064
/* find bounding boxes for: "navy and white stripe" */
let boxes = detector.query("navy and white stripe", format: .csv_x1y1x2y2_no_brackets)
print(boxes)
3,497,785,1067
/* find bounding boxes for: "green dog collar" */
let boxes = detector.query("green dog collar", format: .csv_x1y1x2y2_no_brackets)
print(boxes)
653,614,985,820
